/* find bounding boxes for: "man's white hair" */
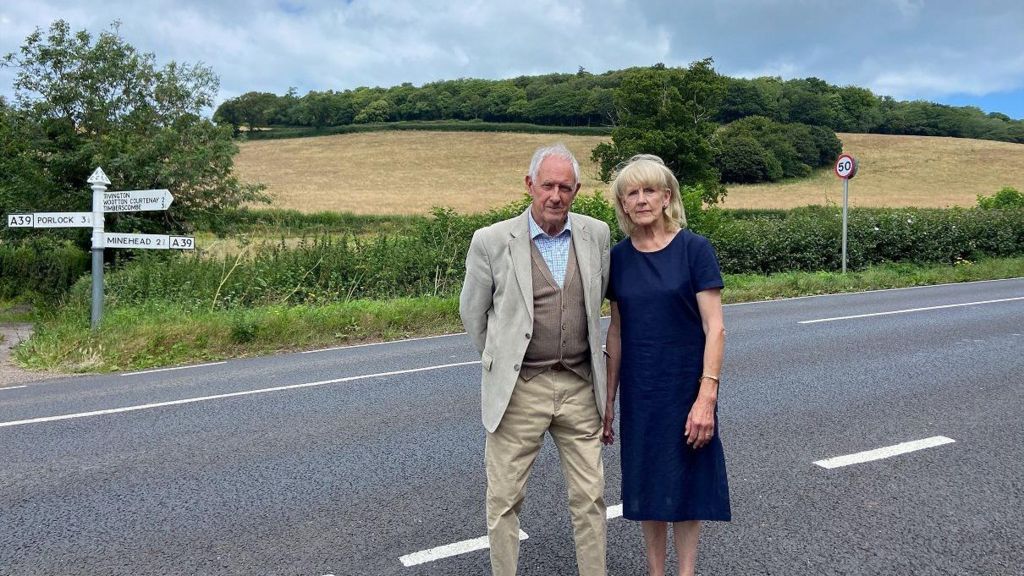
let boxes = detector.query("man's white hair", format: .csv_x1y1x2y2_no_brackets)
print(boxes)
528,143,580,184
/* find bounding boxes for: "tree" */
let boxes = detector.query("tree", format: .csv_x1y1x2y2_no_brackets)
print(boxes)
715,135,781,183
591,60,726,203
1,20,267,236
354,98,392,123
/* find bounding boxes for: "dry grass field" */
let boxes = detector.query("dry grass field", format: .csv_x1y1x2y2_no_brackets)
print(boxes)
232,131,1024,214
722,133,1024,209
233,131,608,215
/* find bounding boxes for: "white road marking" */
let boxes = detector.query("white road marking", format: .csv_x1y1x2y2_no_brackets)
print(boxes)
727,276,1024,307
606,503,623,519
399,530,528,567
302,332,467,354
814,436,955,469
399,505,626,568
122,361,227,376
0,360,480,429
798,296,1024,324
0,385,27,391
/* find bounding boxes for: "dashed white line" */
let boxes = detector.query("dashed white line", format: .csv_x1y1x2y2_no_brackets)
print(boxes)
399,530,528,567
0,385,27,391
122,361,227,376
814,436,955,469
606,503,623,519
0,360,480,429
798,297,1024,324
399,505,626,568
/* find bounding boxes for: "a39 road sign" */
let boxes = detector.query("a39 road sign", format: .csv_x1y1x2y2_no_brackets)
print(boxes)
7,212,95,228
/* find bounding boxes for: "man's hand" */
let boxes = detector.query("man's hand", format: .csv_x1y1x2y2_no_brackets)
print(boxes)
601,410,615,446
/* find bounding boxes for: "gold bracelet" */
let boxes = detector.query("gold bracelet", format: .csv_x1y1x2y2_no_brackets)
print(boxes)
700,374,720,384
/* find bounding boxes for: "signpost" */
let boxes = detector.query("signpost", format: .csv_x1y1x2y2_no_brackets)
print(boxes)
5,167,194,329
834,153,858,273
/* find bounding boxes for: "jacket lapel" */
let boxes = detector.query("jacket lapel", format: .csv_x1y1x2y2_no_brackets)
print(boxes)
509,212,534,321
570,214,595,318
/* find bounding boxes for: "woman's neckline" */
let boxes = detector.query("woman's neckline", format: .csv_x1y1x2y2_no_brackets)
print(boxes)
629,229,682,254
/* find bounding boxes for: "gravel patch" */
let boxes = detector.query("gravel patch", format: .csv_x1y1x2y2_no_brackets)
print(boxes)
0,323,72,387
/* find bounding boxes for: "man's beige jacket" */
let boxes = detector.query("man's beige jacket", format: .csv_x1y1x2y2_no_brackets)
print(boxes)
460,211,611,433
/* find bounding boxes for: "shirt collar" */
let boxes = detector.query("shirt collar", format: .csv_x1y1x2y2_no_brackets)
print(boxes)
526,207,572,240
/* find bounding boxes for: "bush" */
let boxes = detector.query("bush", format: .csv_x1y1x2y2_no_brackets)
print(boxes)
32,197,1024,309
0,238,89,300
715,135,781,183
977,187,1024,210
713,116,840,183
712,206,1024,274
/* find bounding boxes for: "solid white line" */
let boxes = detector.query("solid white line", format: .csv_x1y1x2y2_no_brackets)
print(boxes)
122,361,227,376
726,276,1024,307
302,332,467,354
0,385,28,391
798,296,1024,324
399,530,528,567
0,360,480,429
814,436,955,469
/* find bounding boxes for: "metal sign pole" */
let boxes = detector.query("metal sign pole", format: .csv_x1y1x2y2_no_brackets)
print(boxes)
842,178,849,274
88,168,111,330
834,153,856,275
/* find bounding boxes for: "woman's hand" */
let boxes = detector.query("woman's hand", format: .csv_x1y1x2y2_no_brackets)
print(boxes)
601,409,615,445
684,395,717,449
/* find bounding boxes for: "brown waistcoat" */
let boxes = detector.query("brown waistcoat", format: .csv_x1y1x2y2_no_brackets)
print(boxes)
520,239,591,382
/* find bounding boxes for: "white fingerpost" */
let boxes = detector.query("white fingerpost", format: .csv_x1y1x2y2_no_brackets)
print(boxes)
834,154,858,273
88,167,111,330
6,167,193,330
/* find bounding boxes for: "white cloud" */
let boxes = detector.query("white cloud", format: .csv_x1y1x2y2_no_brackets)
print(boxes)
1,0,1022,117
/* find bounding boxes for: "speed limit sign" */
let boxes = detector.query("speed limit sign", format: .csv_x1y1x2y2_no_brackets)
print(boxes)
834,153,857,179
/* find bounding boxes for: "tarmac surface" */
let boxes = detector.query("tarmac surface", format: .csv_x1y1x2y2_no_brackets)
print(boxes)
1,278,1022,575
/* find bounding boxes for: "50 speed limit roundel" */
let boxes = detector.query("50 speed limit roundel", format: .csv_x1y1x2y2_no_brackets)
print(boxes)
834,154,857,179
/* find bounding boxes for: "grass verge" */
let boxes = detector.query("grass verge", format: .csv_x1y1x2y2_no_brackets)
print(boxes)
13,256,1024,373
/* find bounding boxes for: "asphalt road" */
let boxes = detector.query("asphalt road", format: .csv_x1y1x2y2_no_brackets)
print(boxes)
1,278,1022,576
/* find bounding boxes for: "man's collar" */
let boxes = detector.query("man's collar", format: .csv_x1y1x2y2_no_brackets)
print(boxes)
526,207,572,239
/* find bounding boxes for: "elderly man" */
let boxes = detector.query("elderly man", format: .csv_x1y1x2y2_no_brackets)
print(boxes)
460,143,611,576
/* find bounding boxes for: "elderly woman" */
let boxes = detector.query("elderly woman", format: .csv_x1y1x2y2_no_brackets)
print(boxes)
602,154,730,576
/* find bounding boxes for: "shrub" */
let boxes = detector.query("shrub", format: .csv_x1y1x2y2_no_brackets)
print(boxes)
0,238,89,300
977,187,1024,210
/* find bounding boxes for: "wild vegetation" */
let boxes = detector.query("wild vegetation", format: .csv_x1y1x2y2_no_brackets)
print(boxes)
0,19,267,250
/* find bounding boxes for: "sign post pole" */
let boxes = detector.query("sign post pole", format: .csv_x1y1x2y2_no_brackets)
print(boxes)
88,168,111,330
833,153,858,274
842,177,849,274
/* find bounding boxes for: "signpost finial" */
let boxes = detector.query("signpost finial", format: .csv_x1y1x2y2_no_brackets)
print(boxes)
87,167,111,186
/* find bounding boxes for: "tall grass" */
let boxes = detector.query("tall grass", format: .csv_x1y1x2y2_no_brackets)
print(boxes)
16,256,1024,373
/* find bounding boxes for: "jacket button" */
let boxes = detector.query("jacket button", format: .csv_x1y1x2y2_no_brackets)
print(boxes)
525,333,531,339
513,363,520,371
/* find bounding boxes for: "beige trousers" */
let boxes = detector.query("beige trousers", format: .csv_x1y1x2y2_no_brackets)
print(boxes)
485,368,606,576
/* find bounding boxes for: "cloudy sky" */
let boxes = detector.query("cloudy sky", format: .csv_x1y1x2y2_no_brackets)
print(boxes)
2,0,1023,119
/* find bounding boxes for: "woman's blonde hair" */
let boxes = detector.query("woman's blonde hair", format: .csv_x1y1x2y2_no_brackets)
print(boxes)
610,154,686,237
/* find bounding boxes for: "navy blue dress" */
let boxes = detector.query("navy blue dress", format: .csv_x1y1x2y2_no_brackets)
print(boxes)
607,229,731,522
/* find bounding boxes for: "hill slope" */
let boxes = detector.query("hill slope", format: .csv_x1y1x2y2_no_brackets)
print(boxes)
233,132,1024,214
